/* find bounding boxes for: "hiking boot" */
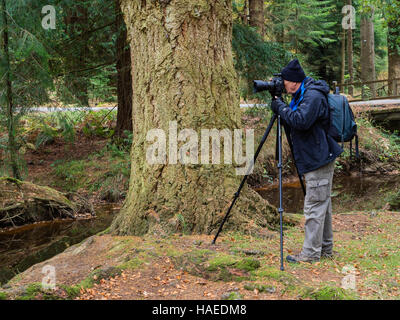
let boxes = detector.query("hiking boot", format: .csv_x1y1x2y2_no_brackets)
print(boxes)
286,252,319,264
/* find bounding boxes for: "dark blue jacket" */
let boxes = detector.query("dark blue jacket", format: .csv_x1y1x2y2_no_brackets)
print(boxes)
274,77,343,175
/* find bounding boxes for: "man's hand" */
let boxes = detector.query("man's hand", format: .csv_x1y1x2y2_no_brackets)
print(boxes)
271,96,284,114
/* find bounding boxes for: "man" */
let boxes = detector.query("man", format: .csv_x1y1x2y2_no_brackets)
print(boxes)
271,59,343,263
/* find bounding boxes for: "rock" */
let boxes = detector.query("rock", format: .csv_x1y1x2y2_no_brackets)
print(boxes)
4,285,27,298
221,291,243,300
265,286,276,294
70,236,95,255
243,283,276,294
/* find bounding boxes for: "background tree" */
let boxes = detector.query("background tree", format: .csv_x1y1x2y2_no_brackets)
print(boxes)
347,0,354,95
232,0,290,99
54,0,117,107
341,28,346,88
266,0,338,80
360,4,376,98
385,0,400,96
62,1,90,106
248,0,264,37
0,0,53,178
110,0,278,236
54,0,133,137
1,0,19,179
114,0,132,139
1,0,134,178
232,22,291,99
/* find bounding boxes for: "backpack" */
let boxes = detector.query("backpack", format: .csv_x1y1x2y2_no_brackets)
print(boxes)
326,91,359,159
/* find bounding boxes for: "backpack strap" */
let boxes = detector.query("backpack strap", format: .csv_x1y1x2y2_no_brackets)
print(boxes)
321,91,330,135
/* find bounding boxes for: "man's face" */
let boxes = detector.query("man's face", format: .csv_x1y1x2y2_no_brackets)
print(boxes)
284,80,302,94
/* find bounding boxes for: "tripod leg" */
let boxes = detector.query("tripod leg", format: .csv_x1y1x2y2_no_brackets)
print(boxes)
282,123,306,196
212,114,277,245
277,115,284,271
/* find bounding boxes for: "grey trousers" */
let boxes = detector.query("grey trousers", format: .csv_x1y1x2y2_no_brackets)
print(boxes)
301,161,335,259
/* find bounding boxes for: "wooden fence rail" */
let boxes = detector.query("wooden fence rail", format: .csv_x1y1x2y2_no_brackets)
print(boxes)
333,78,400,101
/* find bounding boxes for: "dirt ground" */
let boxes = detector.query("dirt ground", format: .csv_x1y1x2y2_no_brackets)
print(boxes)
3,209,399,300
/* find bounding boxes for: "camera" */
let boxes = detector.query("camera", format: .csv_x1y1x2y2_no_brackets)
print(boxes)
253,73,285,97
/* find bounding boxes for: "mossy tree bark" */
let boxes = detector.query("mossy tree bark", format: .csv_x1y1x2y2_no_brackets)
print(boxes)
111,0,278,236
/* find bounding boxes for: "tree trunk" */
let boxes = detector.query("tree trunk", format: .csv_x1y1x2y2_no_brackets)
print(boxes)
347,0,354,96
388,19,400,96
341,30,345,92
114,0,133,138
111,0,277,236
64,3,89,106
360,9,376,99
1,0,21,180
241,0,248,25
249,0,264,37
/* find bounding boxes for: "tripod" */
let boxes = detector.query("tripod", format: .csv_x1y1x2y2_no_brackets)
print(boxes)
211,110,306,271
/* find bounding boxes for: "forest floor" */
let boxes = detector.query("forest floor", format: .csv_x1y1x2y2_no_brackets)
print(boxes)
2,210,399,300
1,109,400,300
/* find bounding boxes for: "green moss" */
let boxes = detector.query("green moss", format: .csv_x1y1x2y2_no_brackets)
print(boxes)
386,189,400,210
60,266,123,300
108,238,135,254
234,258,261,272
204,255,260,282
174,249,213,266
206,254,238,271
43,266,121,300
0,291,8,300
225,291,243,300
118,256,146,270
60,285,81,299
15,283,63,300
0,176,23,186
252,267,288,281
117,249,158,270
251,266,299,293
303,285,357,300
20,283,42,300
165,246,184,258
96,226,112,236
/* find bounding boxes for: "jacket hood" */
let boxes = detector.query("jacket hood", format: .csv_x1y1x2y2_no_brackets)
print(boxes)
303,77,330,95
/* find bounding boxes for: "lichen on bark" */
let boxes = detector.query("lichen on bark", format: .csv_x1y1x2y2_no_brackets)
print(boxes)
111,0,278,236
